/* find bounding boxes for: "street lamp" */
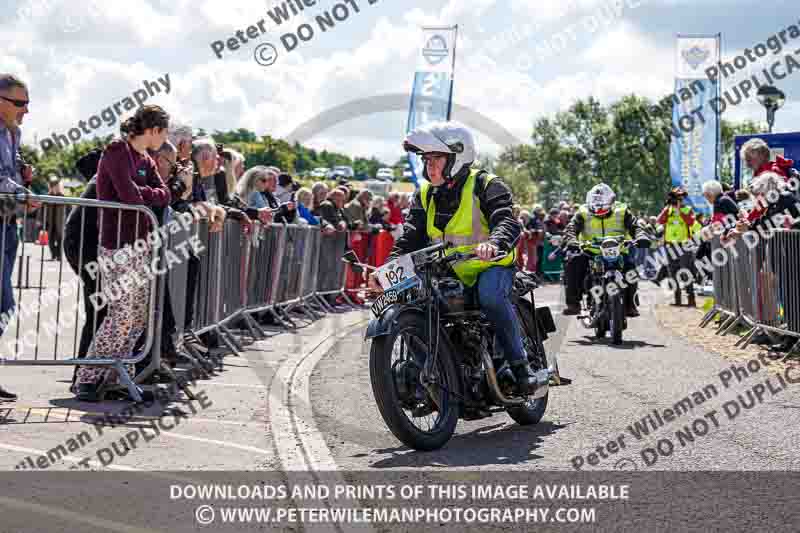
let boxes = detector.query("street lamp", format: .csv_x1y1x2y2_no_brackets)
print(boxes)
756,85,786,133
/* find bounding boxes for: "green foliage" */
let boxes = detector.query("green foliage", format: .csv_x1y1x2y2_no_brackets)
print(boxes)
21,129,391,183
20,136,110,190
496,93,768,215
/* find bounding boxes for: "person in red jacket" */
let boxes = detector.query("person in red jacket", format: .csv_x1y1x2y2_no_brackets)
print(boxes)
741,137,794,223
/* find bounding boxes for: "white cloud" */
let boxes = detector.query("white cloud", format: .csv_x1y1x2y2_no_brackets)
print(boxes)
4,0,797,167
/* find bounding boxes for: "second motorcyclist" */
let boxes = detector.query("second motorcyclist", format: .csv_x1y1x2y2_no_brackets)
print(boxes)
561,183,650,317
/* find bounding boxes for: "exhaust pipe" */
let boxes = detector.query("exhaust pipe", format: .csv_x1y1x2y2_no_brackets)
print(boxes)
480,350,549,406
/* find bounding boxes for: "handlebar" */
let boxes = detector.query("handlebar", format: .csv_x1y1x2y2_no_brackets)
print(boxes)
442,249,511,264
565,237,648,254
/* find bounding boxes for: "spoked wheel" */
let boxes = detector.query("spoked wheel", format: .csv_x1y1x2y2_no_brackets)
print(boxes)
505,300,549,426
369,313,459,451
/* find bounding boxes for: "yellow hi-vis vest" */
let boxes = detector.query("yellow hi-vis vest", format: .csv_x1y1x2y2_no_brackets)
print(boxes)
664,206,692,243
578,203,628,242
420,168,516,287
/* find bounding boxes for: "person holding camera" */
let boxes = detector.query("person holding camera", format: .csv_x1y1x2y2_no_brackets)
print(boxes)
657,187,696,307
260,170,296,223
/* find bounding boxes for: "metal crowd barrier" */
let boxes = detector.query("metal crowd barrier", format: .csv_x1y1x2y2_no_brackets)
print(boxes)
771,230,800,349
699,235,740,331
700,229,800,355
3,196,372,404
0,193,164,402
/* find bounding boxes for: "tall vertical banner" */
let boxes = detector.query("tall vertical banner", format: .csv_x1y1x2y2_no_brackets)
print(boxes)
670,34,720,215
406,26,458,187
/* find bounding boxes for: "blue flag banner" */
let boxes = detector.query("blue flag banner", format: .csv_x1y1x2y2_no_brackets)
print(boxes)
406,26,458,188
670,35,720,216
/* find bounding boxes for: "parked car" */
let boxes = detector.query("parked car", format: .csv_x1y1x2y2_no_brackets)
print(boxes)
310,167,331,178
331,165,354,179
364,179,392,198
375,168,395,181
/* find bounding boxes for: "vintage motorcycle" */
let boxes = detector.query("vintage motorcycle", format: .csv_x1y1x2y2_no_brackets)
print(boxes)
565,236,640,345
345,241,560,451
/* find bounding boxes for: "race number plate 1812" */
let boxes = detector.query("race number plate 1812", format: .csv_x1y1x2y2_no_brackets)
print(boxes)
376,253,418,291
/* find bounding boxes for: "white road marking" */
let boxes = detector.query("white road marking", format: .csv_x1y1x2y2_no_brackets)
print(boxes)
269,313,374,533
198,382,270,389
0,443,138,471
159,432,272,455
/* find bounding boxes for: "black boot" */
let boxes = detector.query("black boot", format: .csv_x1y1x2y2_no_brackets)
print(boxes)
672,289,682,306
0,385,17,402
624,289,640,317
562,303,580,316
76,383,100,402
511,361,539,396
687,292,696,307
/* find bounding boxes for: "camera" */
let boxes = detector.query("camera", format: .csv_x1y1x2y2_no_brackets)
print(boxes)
666,187,687,206
166,161,191,199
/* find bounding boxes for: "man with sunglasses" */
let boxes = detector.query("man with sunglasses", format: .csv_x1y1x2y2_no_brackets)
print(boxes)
0,74,34,402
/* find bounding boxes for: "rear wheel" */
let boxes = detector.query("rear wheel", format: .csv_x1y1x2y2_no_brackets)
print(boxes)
369,312,460,451
505,300,549,426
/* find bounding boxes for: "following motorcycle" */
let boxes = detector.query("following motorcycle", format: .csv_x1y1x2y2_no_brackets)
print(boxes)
564,236,639,345
345,241,560,451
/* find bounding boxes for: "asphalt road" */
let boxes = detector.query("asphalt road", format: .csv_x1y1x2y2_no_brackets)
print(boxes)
3,268,799,474
311,283,800,471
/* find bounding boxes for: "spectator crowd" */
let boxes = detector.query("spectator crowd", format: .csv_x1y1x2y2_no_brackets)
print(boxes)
2,69,800,405
0,72,422,404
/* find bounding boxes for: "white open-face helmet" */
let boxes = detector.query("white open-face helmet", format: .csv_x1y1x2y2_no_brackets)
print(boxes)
403,121,476,183
586,183,616,217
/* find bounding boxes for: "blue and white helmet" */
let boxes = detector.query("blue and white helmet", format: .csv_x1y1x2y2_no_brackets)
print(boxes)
403,121,476,182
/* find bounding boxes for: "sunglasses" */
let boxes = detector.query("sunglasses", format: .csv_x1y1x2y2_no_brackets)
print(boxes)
0,96,29,108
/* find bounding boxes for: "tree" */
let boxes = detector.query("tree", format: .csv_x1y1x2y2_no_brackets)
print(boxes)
497,93,762,215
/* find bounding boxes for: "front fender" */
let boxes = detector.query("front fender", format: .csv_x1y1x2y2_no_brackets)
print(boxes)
364,304,426,340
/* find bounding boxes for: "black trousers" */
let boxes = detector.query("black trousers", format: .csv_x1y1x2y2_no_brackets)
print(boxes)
78,265,106,358
185,253,200,330
48,229,62,260
565,254,638,308
667,250,696,296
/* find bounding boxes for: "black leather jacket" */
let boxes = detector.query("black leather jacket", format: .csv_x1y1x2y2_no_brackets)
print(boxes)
390,168,521,259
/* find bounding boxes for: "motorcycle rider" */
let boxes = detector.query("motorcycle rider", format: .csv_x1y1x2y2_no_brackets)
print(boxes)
369,121,540,396
561,183,650,316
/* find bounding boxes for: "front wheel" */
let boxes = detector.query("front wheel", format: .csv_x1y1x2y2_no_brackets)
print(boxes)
590,293,607,339
609,293,625,345
369,312,460,451
506,300,549,425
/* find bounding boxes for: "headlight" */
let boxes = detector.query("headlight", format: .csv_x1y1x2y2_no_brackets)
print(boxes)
600,241,621,258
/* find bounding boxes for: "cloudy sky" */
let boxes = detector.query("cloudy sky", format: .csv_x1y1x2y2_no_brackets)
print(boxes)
2,0,799,164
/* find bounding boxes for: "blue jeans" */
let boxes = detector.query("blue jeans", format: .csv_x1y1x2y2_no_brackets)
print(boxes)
477,266,526,365
0,224,18,337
